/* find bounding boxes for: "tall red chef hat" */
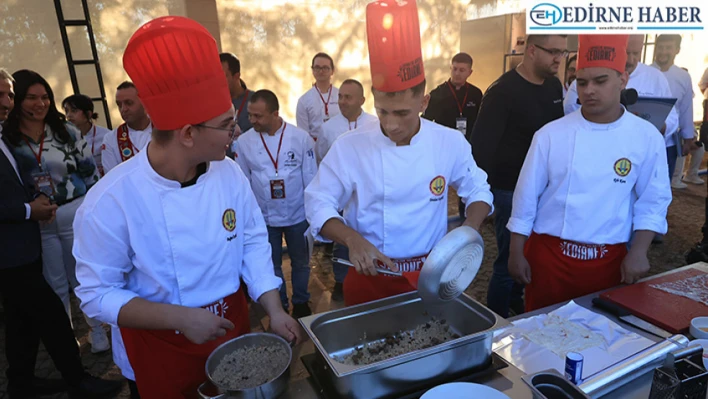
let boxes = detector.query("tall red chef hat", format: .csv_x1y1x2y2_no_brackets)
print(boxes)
366,0,425,93
122,16,231,130
577,35,629,74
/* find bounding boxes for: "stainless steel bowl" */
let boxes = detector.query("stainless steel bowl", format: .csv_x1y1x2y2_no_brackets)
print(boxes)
198,332,292,399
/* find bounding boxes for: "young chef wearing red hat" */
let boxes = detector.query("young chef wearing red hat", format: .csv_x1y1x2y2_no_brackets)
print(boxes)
72,17,302,398
304,0,493,307
507,35,672,311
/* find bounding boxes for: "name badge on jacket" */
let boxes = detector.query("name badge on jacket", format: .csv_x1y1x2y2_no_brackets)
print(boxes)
456,117,467,134
32,170,56,200
270,179,286,199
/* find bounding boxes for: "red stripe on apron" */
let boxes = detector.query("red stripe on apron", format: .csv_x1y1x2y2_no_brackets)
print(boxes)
343,254,427,307
121,289,250,399
524,233,627,312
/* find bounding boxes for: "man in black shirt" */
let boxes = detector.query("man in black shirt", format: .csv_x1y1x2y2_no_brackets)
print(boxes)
471,35,566,317
423,52,483,139
423,52,483,219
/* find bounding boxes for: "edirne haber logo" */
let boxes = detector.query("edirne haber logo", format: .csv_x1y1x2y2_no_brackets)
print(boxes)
526,0,706,34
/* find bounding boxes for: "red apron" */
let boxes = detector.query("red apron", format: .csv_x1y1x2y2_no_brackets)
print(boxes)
524,233,627,312
121,290,250,399
343,254,427,307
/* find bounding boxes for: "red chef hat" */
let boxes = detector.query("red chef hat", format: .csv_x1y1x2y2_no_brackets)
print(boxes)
366,0,425,93
122,16,231,130
577,35,629,74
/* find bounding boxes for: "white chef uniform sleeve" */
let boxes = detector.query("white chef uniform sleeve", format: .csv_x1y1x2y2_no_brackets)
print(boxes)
233,137,251,181
304,142,349,241
73,200,140,326
679,75,695,140
315,126,329,164
100,132,119,173
658,74,680,139
563,80,581,115
238,170,283,300
296,96,311,134
506,130,550,236
302,134,317,188
448,136,493,215
632,132,671,234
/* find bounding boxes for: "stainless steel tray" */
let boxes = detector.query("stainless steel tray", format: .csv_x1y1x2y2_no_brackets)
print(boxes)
298,292,509,399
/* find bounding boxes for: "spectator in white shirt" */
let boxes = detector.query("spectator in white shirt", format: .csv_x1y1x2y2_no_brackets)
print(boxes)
62,94,111,176
296,53,340,141
652,34,703,187
236,90,317,318
100,82,152,174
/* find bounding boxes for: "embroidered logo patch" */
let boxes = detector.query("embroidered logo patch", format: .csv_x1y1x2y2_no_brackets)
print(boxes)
222,209,236,232
429,175,446,196
614,158,632,177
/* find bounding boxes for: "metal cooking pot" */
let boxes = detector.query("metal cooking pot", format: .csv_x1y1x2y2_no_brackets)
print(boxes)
198,333,292,399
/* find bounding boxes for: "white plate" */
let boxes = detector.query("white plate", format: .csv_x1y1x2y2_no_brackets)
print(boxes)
688,339,708,369
421,382,511,399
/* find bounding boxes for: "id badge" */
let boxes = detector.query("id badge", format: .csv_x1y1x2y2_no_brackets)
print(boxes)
270,179,286,199
31,170,56,199
456,117,467,134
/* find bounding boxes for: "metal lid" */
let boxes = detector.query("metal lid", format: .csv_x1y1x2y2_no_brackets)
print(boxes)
418,226,484,303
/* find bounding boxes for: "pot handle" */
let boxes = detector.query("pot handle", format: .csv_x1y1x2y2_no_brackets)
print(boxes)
197,381,227,399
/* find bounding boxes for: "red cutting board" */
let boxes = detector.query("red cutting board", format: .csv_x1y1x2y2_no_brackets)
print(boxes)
600,268,708,333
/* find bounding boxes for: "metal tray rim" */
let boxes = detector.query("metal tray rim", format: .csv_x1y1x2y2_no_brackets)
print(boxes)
298,292,510,377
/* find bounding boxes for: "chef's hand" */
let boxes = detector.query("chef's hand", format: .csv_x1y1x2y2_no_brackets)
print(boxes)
660,123,666,135
270,311,304,345
621,250,650,284
179,307,235,345
508,250,532,285
345,234,397,276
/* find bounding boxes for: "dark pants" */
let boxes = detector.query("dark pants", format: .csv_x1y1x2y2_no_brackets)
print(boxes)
267,220,311,309
486,189,525,318
333,244,350,283
667,145,678,182
0,258,85,395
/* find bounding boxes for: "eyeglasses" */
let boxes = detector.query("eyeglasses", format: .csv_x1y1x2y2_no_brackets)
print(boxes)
312,66,332,72
196,123,240,141
534,44,570,59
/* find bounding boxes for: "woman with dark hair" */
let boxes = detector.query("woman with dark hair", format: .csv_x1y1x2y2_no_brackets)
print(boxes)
62,94,111,176
5,70,110,354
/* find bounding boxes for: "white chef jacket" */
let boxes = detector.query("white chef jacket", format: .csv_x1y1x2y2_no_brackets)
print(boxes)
316,111,378,162
100,122,152,173
234,121,317,227
507,108,671,245
73,147,281,374
652,63,695,140
564,62,680,147
304,118,494,259
296,85,340,140
79,124,112,175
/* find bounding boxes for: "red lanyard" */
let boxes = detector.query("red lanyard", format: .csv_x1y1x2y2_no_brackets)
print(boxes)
236,90,249,119
316,85,332,116
447,81,469,116
23,133,45,169
260,122,286,176
90,124,97,155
